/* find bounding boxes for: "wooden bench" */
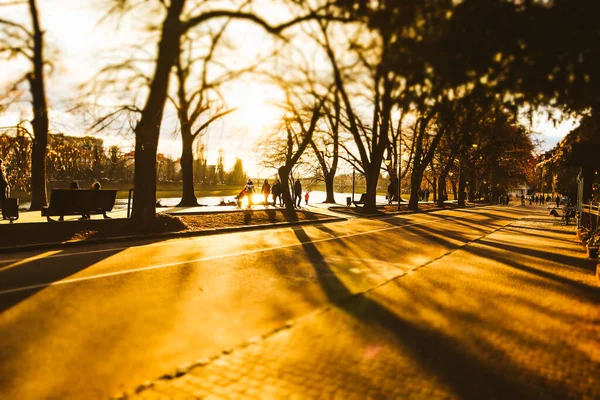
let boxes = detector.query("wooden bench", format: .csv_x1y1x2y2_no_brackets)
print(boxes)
41,189,117,222
353,193,367,207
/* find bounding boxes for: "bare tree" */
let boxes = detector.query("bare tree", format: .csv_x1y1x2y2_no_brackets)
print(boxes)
106,0,346,227
0,0,51,210
309,88,340,203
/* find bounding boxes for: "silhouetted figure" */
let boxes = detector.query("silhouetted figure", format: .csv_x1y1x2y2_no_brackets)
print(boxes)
261,179,271,206
234,188,247,208
521,194,525,206
294,179,302,208
59,181,82,221
555,195,560,208
271,179,282,206
305,191,309,205
245,179,254,208
90,181,109,219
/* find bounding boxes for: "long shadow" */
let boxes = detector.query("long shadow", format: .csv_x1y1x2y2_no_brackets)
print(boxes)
463,243,599,302
0,247,125,313
508,224,576,235
504,227,576,241
291,226,572,399
477,238,597,274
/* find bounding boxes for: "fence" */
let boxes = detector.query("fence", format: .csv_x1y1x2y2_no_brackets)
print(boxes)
580,202,600,231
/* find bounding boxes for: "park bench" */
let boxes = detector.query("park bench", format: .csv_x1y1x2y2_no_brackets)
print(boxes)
549,206,576,225
41,189,117,222
353,193,368,207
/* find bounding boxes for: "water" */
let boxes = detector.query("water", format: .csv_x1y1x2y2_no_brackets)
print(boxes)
153,191,388,208
18,191,389,211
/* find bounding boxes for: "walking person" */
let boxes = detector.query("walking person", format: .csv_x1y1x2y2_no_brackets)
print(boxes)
271,179,281,206
245,179,255,208
261,179,271,206
0,158,9,211
304,191,309,205
555,194,560,208
293,179,302,208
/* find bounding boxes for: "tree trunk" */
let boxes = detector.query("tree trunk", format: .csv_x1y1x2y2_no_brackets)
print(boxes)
324,173,336,203
130,1,184,227
432,175,437,203
408,167,422,210
278,167,297,219
437,172,447,207
451,180,457,201
178,132,198,206
28,0,49,211
458,165,467,207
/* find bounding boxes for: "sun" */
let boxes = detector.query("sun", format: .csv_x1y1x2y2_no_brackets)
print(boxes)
228,82,283,138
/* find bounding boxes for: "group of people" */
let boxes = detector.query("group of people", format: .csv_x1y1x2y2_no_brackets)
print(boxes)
500,193,563,207
235,178,308,209
418,188,430,202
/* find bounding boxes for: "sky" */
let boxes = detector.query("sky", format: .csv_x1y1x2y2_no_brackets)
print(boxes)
0,0,579,177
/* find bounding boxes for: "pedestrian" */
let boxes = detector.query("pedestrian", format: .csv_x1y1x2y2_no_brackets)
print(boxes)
261,179,271,206
505,194,509,206
304,191,309,205
293,179,302,208
555,194,560,208
521,194,525,206
546,195,551,206
271,179,281,206
0,158,8,211
425,188,430,202
245,179,254,208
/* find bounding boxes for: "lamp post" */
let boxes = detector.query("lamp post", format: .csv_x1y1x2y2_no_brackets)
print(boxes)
352,166,355,202
397,136,402,211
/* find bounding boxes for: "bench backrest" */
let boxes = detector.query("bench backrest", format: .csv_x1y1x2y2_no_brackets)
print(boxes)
47,189,117,213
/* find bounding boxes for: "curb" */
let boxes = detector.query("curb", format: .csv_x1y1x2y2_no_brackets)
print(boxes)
0,216,347,255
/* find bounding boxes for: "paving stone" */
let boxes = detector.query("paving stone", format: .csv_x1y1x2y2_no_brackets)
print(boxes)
127,211,599,400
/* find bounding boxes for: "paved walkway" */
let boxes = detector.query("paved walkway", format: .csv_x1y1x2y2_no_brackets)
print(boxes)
122,208,599,400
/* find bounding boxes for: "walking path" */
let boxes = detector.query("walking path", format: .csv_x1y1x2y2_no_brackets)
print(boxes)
122,207,599,400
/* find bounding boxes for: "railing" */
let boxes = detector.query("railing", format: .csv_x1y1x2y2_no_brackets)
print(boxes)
580,202,600,231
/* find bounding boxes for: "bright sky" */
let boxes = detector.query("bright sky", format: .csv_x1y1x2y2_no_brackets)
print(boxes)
0,0,578,177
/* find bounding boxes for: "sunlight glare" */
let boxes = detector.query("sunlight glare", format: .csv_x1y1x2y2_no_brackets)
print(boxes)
229,82,283,138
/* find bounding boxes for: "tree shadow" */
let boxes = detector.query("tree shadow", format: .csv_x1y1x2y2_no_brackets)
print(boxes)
0,247,125,313
290,226,573,399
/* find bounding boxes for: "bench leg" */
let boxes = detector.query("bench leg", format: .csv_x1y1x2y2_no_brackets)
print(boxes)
46,216,55,222
103,212,111,219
